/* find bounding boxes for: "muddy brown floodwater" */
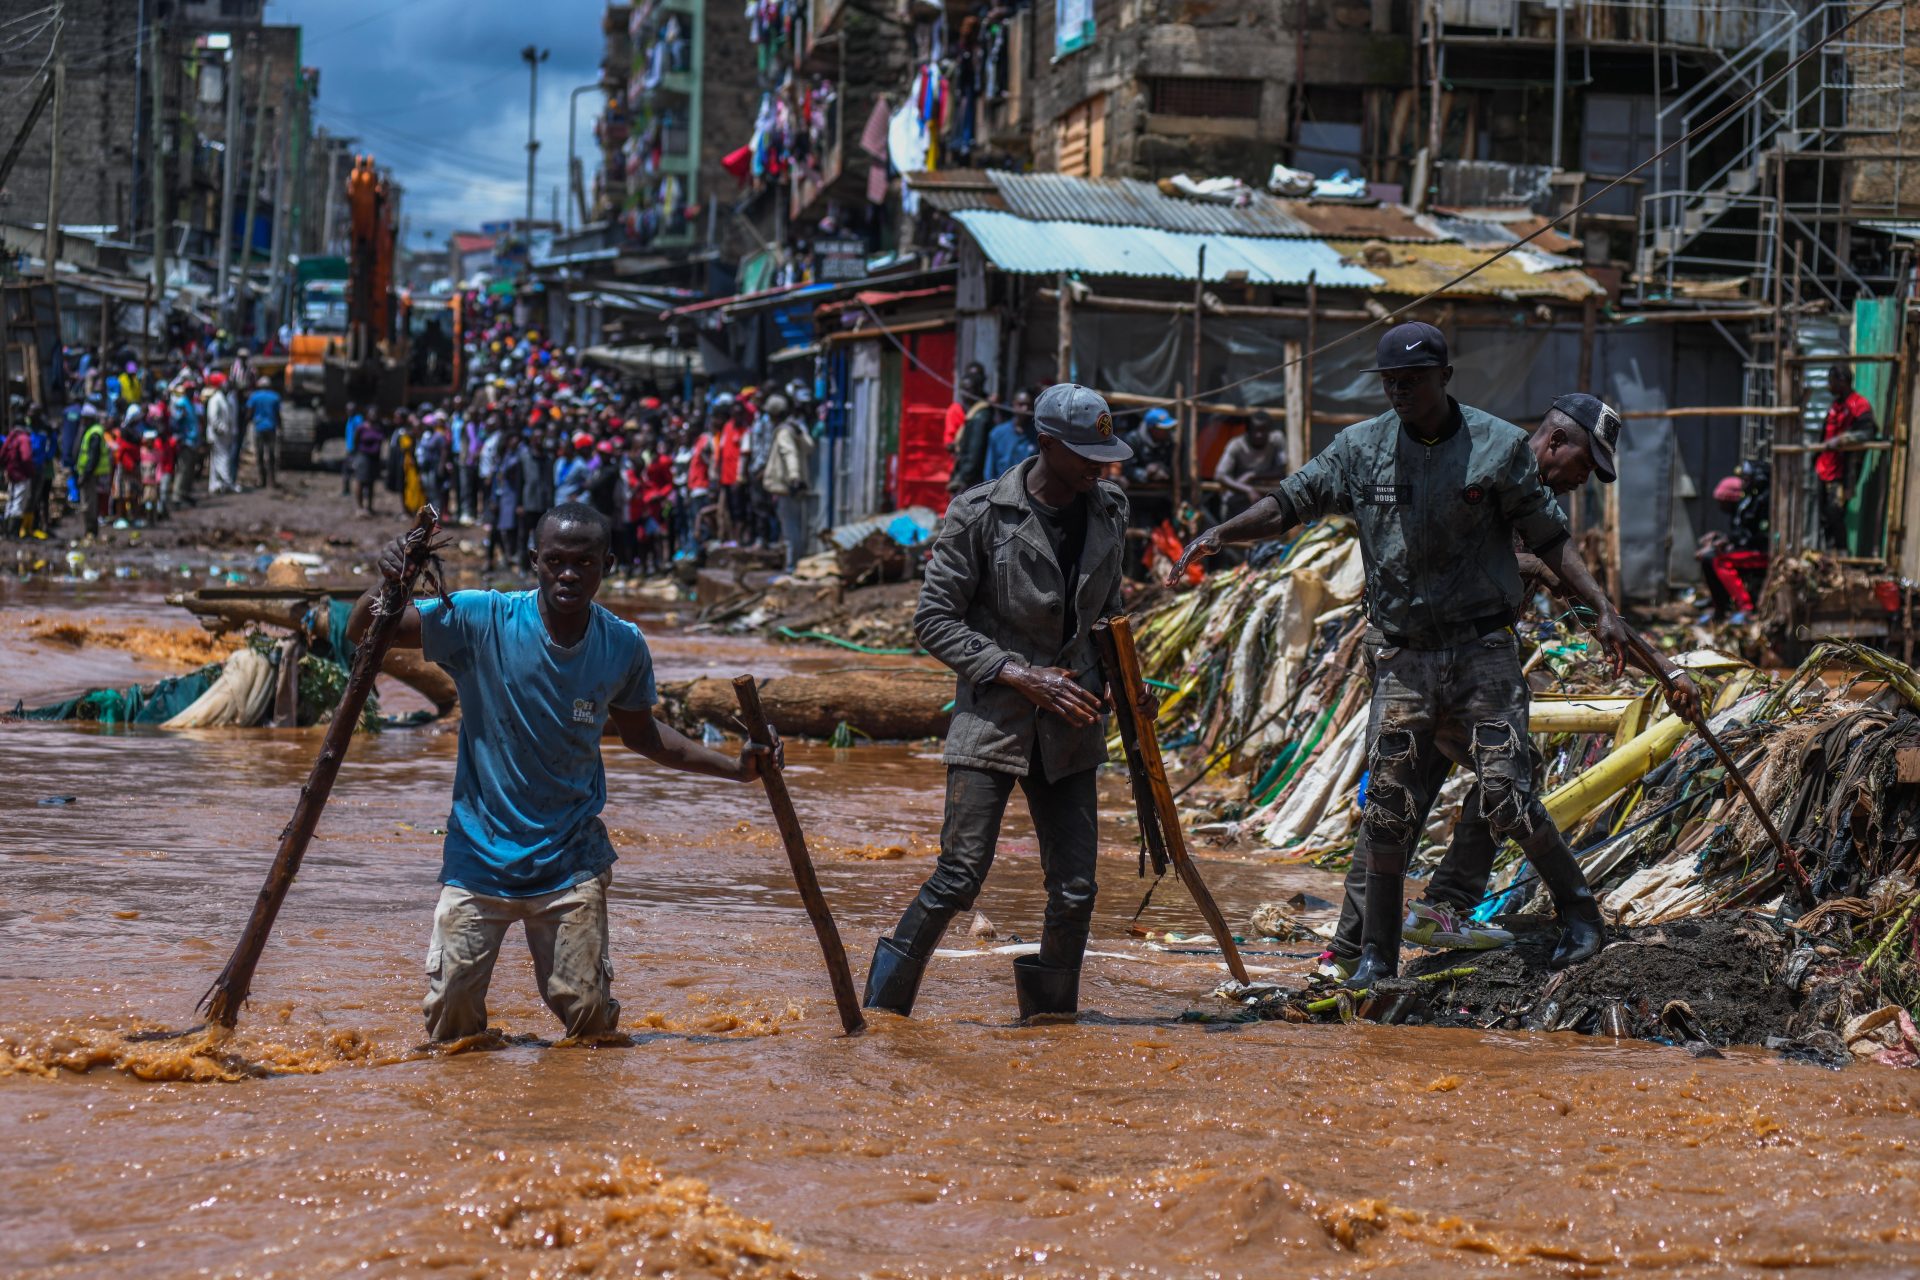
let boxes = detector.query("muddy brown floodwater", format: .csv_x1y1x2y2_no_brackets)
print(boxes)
4,581,1920,1278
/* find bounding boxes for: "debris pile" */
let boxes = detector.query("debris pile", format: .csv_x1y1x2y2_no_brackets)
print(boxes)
1130,522,1920,1057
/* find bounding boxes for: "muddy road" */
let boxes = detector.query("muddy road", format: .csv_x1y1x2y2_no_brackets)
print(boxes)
4,581,1920,1278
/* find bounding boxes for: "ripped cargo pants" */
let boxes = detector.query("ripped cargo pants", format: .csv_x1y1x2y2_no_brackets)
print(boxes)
1330,740,1545,961
1350,627,1554,897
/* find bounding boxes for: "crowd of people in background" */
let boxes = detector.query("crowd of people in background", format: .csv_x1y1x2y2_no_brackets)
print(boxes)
1,298,832,581
3,336,282,541
375,296,827,579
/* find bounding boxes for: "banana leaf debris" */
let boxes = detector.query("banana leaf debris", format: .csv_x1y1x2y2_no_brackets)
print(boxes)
1134,520,1920,1064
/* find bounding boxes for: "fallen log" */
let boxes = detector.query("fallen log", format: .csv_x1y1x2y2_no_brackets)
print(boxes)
663,671,952,740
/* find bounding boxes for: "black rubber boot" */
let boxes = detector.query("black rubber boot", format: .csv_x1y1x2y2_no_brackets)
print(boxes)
862,937,930,1015
1012,954,1080,1021
1523,825,1606,969
1344,872,1404,990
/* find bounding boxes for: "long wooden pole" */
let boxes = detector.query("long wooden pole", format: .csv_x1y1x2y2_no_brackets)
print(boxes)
732,675,865,1035
1095,626,1170,882
1095,617,1250,983
201,507,440,1027
1619,630,1814,906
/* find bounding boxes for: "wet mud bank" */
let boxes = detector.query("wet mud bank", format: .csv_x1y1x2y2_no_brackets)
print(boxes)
1239,915,1841,1058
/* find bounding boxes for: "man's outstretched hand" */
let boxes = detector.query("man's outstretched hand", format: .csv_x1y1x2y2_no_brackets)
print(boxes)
1165,527,1223,587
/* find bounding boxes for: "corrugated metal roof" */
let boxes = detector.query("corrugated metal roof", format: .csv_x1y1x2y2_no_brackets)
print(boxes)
953,210,1382,286
1280,200,1441,242
919,187,1007,214
1321,240,1603,301
1421,210,1582,256
988,173,1321,236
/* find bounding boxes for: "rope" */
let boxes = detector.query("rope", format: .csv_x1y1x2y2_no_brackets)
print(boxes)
774,625,920,655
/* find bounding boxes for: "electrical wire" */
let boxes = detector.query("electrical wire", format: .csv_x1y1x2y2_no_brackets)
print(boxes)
303,0,428,49
863,0,1897,421
0,13,59,103
0,4,59,35
313,108,536,180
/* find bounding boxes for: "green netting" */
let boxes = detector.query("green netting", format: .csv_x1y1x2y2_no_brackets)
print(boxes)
17,664,225,725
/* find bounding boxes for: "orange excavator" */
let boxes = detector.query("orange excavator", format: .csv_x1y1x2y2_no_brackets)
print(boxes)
278,155,462,467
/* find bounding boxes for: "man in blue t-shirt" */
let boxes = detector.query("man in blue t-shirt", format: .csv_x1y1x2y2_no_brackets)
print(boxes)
982,387,1037,481
245,376,282,490
347,501,778,1041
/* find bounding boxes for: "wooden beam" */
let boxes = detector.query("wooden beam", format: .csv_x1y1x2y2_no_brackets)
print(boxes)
1784,352,1902,365
1036,287,1370,322
1619,405,1802,420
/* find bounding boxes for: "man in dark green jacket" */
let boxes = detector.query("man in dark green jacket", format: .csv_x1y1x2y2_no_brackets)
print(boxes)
1173,323,1632,988
867,383,1131,1020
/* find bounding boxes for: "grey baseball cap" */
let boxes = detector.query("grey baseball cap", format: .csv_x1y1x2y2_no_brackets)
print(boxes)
1033,383,1133,463
1548,392,1621,483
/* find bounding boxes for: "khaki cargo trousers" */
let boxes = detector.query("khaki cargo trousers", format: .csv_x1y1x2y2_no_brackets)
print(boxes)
423,869,619,1041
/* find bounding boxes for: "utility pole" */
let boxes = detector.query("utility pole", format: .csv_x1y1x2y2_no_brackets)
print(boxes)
214,42,242,323
566,81,598,234
321,137,344,256
240,47,270,336
1550,0,1567,170
522,45,550,228
43,22,64,281
149,22,167,294
266,83,291,336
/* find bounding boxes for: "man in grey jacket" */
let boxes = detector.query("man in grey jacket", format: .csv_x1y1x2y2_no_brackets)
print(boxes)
866,383,1132,1020
1173,323,1634,989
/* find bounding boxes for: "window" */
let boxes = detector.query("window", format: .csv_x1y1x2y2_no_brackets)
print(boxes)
1055,0,1094,57
1054,94,1107,177
1148,77,1262,120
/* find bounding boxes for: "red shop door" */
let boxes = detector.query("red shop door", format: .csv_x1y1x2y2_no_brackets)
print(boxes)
897,328,956,514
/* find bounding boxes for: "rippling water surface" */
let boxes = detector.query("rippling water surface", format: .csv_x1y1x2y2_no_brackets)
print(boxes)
4,582,1918,1277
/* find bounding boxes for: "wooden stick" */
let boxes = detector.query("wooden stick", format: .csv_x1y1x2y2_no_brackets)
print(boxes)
201,506,441,1028
1093,624,1169,881
1095,616,1250,984
1619,630,1815,907
732,675,865,1035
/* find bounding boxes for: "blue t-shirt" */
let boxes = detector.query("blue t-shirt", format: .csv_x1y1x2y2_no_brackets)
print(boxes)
417,589,657,897
247,388,281,433
984,419,1038,480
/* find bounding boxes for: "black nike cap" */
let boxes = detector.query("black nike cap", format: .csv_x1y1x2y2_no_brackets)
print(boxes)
1362,321,1450,372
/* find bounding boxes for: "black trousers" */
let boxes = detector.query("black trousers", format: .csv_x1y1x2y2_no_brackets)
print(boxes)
891,764,1099,969
1820,481,1850,552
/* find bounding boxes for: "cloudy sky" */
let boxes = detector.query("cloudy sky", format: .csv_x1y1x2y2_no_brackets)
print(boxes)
266,0,604,246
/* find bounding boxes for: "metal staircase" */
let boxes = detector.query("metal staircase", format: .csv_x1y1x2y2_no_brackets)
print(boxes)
1635,0,1909,304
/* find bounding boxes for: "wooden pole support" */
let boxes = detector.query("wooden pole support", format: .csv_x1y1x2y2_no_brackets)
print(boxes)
1095,616,1250,984
200,505,441,1028
732,674,866,1035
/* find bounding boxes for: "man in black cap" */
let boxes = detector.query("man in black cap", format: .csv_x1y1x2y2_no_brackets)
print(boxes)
865,382,1132,1021
1318,389,1702,976
1172,323,1640,987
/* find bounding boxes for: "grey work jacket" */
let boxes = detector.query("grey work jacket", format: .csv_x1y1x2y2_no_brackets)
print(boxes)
914,456,1128,778
1272,401,1569,649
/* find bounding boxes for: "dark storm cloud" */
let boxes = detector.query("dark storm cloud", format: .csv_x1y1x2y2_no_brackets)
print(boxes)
267,0,604,247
